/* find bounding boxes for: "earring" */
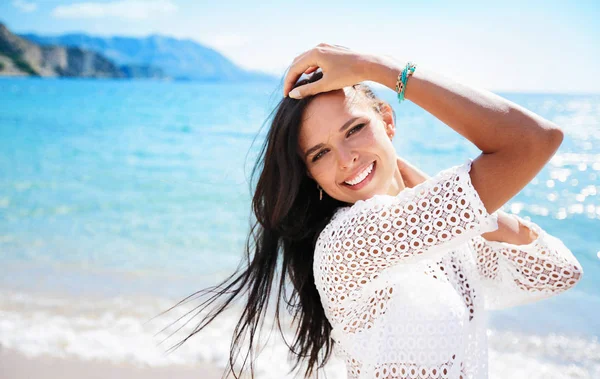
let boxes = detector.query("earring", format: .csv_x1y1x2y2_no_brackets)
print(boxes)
317,184,323,201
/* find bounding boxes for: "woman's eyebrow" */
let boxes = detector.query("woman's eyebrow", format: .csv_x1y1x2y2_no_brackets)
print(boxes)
304,116,361,160
304,143,325,160
339,116,360,132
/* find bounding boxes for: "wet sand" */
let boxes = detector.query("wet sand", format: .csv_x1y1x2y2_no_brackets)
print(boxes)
0,346,225,379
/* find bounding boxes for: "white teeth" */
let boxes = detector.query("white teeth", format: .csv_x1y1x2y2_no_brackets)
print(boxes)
345,163,374,186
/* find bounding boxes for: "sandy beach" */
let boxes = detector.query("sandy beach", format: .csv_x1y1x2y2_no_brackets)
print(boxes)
0,347,225,379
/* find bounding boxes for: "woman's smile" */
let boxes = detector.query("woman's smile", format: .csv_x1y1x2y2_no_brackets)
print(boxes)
341,160,376,190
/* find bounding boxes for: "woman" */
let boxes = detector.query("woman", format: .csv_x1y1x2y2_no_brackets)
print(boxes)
163,44,584,379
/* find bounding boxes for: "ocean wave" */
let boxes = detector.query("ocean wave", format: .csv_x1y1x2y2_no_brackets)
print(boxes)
1,290,598,378
0,290,347,378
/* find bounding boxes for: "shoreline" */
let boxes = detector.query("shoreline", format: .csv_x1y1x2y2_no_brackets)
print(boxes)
0,346,225,379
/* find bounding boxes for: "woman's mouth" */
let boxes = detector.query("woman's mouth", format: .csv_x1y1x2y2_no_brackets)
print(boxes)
342,161,376,190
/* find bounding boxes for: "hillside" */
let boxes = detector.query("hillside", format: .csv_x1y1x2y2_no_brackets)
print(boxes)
20,32,276,81
0,23,165,79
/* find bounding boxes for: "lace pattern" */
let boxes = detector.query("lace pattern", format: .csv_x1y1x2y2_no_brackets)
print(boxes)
313,158,584,378
469,216,584,310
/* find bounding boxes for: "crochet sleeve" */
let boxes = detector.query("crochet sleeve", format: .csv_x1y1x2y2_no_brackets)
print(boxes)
469,215,584,310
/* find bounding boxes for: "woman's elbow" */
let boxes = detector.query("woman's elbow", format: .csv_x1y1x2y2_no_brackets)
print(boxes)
557,260,584,293
526,126,564,159
548,127,565,150
542,124,565,152
571,261,584,285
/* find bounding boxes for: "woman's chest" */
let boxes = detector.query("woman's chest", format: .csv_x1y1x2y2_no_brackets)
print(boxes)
325,247,486,333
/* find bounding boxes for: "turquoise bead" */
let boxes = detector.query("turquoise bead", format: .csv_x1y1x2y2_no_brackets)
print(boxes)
398,62,416,103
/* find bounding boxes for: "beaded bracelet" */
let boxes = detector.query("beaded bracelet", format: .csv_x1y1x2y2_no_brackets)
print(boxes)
395,62,417,102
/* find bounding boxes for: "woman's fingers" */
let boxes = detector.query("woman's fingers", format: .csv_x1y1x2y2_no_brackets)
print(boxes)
303,66,319,75
283,49,321,97
288,74,327,99
396,156,406,170
282,44,354,98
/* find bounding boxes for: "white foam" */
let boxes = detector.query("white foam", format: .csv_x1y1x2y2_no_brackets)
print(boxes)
1,290,598,378
487,329,600,378
0,290,347,378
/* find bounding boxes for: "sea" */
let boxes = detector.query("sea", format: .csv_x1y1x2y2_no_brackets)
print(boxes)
0,77,599,378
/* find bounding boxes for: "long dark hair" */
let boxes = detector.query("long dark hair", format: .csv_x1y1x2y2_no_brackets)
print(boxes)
156,70,394,378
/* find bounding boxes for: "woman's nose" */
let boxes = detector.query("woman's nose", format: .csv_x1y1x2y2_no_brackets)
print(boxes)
337,148,358,169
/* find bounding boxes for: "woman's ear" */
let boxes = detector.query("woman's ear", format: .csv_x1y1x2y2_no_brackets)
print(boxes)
380,103,395,140
306,170,313,179
385,122,396,140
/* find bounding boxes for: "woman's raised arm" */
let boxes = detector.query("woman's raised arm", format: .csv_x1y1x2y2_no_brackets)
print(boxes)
366,56,564,214
283,46,563,214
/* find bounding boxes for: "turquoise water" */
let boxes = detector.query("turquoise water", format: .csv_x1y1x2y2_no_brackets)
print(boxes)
0,78,599,376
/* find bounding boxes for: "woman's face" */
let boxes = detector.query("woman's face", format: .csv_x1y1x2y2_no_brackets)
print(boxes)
298,88,405,204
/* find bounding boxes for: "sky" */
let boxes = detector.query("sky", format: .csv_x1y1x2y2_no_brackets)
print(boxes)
1,0,599,93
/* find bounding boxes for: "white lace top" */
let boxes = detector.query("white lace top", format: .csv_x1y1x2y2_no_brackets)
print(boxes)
313,158,584,379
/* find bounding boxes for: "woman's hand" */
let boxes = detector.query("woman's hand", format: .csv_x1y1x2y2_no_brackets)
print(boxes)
397,156,430,188
283,43,375,99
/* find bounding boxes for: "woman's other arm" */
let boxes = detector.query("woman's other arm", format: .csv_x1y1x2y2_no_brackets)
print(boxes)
397,156,538,245
367,57,564,215
396,157,582,308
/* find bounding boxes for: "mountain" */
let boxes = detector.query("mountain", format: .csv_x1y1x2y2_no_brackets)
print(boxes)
0,23,165,79
20,32,276,82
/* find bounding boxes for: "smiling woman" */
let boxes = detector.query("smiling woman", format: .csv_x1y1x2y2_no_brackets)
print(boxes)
298,87,405,203
160,45,584,379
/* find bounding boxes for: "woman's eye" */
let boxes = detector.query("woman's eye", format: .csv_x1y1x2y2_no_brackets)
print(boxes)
347,123,365,137
312,149,329,162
